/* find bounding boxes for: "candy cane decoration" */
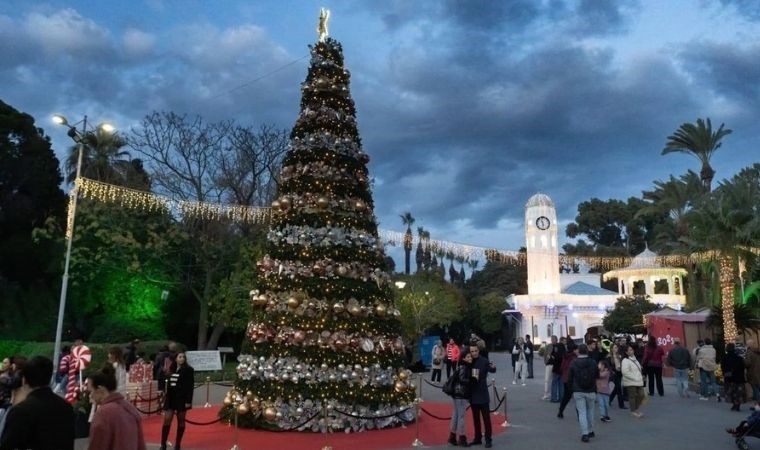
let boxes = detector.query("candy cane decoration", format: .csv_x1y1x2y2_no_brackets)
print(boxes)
65,345,91,403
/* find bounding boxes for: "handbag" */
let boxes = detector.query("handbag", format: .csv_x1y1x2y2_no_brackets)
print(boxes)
442,370,458,396
433,358,442,365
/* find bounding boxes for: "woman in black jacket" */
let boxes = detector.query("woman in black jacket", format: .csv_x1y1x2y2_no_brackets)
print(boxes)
161,352,194,450
722,343,747,411
448,351,473,446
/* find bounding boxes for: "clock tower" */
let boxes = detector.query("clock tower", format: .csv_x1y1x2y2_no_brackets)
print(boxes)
525,193,560,295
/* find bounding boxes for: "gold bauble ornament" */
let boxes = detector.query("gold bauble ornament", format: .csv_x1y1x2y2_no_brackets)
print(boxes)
333,302,345,314
223,396,233,406
316,196,329,209
398,370,409,381
293,330,306,343
237,403,250,415
286,296,300,309
279,197,291,210
348,305,361,316
394,381,407,393
245,391,253,399
263,406,278,422
271,200,281,210
375,304,387,316
337,265,348,276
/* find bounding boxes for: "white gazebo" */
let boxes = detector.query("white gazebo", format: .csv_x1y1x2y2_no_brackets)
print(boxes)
602,247,687,310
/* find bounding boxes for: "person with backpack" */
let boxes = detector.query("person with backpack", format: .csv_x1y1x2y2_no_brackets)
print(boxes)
446,350,472,447
568,344,598,443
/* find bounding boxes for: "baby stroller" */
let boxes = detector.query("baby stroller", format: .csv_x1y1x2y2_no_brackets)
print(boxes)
727,409,760,449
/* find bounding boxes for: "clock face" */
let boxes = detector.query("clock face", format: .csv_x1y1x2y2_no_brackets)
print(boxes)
536,216,550,230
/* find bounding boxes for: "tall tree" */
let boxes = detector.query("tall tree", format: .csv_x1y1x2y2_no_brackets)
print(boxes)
400,211,415,274
415,226,425,273
638,170,703,249
229,35,413,430
0,100,66,339
685,164,760,342
662,118,732,192
65,129,149,189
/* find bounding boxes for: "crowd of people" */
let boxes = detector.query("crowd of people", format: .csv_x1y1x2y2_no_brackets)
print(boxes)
436,332,760,445
0,340,195,450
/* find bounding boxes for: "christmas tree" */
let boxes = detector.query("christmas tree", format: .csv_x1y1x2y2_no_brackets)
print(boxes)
222,12,415,432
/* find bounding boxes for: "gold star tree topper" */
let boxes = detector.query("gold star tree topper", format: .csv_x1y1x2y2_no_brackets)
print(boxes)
317,8,330,42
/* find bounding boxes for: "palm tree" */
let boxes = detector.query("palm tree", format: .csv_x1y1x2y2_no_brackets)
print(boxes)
400,212,415,274
65,129,149,189
467,259,480,280
685,165,760,342
638,170,704,248
662,118,732,192
415,226,425,273
422,230,432,270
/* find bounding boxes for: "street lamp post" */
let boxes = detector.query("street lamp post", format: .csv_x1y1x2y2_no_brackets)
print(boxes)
51,114,113,376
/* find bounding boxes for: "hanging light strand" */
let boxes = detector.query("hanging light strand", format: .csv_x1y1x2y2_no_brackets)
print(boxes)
71,177,759,269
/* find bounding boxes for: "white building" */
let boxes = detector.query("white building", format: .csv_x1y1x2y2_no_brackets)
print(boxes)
507,193,619,342
507,194,688,343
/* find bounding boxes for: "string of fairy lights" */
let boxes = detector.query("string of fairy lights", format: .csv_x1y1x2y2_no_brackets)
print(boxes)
69,177,758,270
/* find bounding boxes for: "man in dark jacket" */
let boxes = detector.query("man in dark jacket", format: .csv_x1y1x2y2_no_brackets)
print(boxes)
0,356,75,450
525,335,535,378
468,345,496,448
568,344,598,443
666,338,692,397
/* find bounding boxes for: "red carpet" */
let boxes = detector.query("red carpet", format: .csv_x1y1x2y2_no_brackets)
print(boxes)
142,403,508,450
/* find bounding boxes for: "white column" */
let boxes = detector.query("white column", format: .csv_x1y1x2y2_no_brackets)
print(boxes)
618,278,623,294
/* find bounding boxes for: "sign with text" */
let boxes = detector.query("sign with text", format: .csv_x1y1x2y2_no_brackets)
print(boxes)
185,350,222,371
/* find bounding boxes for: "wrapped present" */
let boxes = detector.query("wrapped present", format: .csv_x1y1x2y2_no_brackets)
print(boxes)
128,362,154,384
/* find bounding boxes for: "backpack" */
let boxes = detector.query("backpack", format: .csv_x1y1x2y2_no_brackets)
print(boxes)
575,360,595,391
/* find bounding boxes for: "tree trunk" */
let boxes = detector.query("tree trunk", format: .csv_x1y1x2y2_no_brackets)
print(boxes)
720,255,738,342
196,270,214,350
207,324,226,350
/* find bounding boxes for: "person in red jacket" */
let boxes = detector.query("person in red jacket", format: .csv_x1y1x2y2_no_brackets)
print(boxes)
87,366,146,450
445,338,461,379
642,336,665,396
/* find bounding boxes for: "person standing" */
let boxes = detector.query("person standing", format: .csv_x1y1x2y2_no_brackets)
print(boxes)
622,344,646,418
549,338,565,403
125,339,140,372
557,341,577,418
596,359,613,423
666,338,692,397
608,341,627,409
543,335,558,400
468,345,496,448
160,352,194,450
447,351,472,447
525,335,535,379
696,338,719,401
431,340,444,382
722,343,747,411
642,336,665,396
86,366,146,450
0,356,74,450
568,344,598,442
108,346,128,396
512,337,529,385
445,338,460,380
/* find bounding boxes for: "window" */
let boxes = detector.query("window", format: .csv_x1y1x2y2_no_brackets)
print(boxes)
632,280,646,295
654,279,669,294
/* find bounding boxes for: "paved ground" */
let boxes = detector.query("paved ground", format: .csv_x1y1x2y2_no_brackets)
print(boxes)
76,353,748,449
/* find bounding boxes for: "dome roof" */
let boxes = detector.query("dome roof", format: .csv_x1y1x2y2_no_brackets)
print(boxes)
526,193,554,208
627,246,660,269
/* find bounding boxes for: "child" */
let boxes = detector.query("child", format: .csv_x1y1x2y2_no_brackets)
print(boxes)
597,359,612,422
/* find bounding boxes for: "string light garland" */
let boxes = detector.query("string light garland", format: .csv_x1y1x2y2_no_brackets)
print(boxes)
720,256,739,342
70,177,759,270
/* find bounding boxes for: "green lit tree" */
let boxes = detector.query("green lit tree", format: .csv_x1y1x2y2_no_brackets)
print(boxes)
225,34,414,431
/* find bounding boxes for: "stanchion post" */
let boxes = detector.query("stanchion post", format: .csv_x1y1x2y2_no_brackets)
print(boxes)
411,393,423,447
230,404,240,450
491,379,500,415
321,404,332,450
501,386,511,428
148,381,153,416
204,376,212,408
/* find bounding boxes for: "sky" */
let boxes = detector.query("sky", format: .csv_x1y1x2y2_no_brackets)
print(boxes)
1,0,759,267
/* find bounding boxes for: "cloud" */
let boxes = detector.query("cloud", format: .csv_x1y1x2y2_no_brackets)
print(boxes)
24,9,111,58
122,29,156,58
718,0,760,21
